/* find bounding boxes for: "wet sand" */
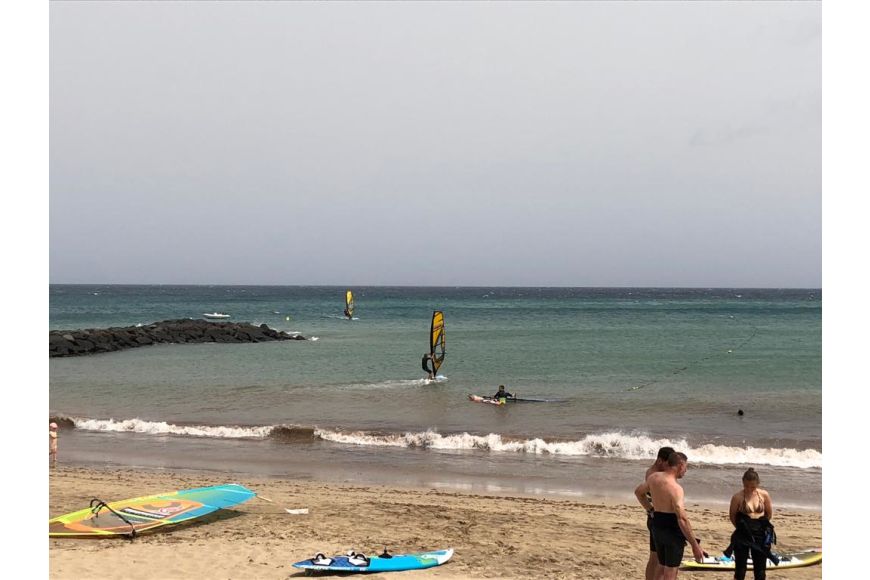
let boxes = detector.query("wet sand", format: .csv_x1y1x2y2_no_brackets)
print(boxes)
49,466,821,579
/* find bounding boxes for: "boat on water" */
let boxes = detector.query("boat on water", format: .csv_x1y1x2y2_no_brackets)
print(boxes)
202,312,231,320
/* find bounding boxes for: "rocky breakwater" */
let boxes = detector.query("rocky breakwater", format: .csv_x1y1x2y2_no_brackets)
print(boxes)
49,319,305,357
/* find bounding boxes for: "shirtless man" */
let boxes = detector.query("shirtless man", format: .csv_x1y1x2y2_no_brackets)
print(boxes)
635,447,676,580
635,452,704,579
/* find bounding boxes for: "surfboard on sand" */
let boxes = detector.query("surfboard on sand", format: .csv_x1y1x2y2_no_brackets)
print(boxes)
49,483,255,537
293,548,453,573
681,549,821,571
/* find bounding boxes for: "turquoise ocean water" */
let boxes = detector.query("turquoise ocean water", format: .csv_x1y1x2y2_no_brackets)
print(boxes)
49,285,821,506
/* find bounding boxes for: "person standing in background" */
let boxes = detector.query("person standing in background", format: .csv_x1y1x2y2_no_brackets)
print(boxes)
49,422,59,467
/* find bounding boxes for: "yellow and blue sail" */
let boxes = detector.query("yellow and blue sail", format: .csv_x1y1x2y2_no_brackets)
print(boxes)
49,483,255,537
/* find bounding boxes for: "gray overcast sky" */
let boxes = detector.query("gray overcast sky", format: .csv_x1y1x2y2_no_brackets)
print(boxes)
49,1,821,287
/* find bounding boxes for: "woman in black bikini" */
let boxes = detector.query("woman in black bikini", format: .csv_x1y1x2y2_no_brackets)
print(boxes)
728,468,774,580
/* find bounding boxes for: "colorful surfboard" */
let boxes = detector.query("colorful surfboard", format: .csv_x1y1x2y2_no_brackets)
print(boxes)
468,394,505,405
49,483,255,537
469,394,566,405
293,548,453,573
681,549,821,571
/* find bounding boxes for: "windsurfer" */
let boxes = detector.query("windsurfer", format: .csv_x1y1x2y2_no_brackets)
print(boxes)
492,385,514,401
344,290,354,319
422,353,435,380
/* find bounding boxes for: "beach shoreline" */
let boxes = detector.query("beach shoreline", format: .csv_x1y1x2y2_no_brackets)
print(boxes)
49,465,822,579
53,426,824,511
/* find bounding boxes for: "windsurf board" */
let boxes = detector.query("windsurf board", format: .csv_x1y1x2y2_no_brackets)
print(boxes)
293,548,453,573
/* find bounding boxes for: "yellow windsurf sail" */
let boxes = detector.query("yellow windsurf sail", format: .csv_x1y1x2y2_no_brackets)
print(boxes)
430,310,445,373
345,290,354,318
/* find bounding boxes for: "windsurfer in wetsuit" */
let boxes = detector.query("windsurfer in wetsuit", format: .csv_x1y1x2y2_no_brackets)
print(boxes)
492,385,514,401
635,446,676,580
422,353,435,380
343,307,352,319
635,452,704,579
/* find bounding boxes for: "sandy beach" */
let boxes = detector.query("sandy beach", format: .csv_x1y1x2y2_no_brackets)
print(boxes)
49,466,821,579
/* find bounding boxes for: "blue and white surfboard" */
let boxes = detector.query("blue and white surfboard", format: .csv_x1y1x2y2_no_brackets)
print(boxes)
293,548,453,573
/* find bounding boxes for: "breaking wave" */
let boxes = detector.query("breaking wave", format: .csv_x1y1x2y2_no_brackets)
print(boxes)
70,417,275,439
314,429,822,469
55,416,821,469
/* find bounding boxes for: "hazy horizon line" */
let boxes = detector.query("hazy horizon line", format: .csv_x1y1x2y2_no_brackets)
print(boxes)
49,282,822,290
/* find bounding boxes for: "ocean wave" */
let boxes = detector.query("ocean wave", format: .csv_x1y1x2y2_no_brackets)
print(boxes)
58,416,319,442
313,429,822,469
71,417,275,439
56,416,821,469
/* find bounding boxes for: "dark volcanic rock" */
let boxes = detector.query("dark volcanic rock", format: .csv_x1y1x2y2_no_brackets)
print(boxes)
49,319,305,358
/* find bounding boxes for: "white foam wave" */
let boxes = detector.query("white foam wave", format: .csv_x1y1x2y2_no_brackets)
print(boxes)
73,417,273,439
313,429,822,469
342,379,421,390
420,375,448,386
68,417,822,469
339,376,447,390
